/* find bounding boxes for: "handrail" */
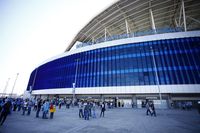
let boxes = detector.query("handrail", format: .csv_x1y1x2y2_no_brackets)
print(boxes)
76,27,183,49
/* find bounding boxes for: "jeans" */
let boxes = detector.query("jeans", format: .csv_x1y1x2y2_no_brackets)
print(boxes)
79,109,83,118
42,111,48,119
22,107,26,115
100,111,104,117
92,110,96,118
36,108,40,117
50,112,54,119
84,110,89,120
0,111,9,125
17,105,21,111
27,107,31,115
146,108,151,115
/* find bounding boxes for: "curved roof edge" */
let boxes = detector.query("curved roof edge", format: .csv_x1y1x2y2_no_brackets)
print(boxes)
65,0,118,52
65,0,200,52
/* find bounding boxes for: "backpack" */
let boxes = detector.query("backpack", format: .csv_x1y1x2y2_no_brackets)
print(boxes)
50,104,53,110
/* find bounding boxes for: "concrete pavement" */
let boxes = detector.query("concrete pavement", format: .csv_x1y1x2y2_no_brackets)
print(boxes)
0,107,200,133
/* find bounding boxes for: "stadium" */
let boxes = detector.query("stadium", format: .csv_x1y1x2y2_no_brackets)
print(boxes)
26,0,200,108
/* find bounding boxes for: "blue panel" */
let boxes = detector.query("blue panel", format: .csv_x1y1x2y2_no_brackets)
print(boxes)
27,37,200,90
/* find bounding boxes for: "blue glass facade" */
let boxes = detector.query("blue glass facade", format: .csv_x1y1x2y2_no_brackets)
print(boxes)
27,37,200,91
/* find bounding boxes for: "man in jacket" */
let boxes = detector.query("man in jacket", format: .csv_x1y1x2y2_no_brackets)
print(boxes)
0,99,12,125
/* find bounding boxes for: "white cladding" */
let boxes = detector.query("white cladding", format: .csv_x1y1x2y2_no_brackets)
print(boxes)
32,84,200,95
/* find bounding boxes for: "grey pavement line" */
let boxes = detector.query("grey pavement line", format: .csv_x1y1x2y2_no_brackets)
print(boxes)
63,123,88,133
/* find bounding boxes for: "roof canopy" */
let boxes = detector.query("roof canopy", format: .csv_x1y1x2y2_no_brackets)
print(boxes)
66,0,200,51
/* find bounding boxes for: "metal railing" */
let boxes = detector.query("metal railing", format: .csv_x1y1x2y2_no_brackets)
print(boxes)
76,27,183,48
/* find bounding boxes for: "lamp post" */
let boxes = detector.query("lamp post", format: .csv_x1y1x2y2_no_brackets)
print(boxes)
150,47,162,108
2,78,10,97
11,73,19,97
72,58,79,107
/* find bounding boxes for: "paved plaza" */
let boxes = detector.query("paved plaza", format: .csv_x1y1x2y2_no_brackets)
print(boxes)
0,107,200,133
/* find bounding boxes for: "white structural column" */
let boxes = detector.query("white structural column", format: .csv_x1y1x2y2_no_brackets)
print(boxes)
116,3,134,37
92,37,95,44
11,73,19,97
150,47,162,105
178,2,183,27
182,0,187,31
125,19,130,37
150,8,157,33
149,1,156,33
125,19,129,34
105,28,107,41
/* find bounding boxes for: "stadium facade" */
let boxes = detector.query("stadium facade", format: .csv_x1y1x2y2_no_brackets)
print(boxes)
26,0,200,108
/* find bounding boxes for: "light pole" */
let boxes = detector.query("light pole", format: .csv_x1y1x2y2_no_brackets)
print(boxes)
11,73,19,97
72,59,79,107
150,47,162,108
2,78,10,97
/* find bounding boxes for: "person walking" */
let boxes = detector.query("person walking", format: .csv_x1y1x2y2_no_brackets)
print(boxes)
92,102,96,118
0,99,12,126
100,102,106,117
66,100,70,109
17,99,21,111
27,100,32,115
49,103,56,119
33,99,38,111
146,101,151,116
59,100,62,109
78,102,84,118
84,102,89,120
42,100,47,119
0,99,4,112
22,99,28,115
150,103,156,117
36,99,42,118
42,100,50,119
89,102,92,117
12,100,17,111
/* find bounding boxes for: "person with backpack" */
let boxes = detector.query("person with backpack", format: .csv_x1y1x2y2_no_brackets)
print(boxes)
49,103,56,119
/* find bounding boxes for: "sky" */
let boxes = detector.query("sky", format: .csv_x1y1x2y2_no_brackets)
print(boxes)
0,0,116,95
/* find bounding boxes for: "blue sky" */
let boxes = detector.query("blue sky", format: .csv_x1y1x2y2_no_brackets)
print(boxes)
0,0,116,95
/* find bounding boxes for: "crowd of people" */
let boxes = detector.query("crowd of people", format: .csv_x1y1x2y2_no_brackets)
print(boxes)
174,101,193,110
0,97,57,125
146,101,156,117
77,101,106,120
0,97,110,126
1,96,199,126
